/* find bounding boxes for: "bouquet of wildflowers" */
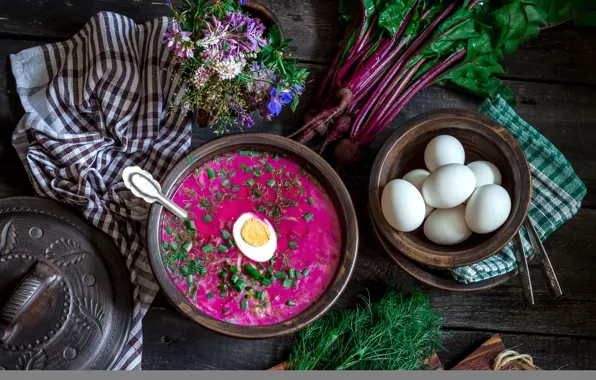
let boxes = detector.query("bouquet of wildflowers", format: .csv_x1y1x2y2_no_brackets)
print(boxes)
163,0,309,134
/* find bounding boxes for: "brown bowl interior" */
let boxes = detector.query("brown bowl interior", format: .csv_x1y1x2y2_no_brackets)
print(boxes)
147,133,358,339
369,109,532,268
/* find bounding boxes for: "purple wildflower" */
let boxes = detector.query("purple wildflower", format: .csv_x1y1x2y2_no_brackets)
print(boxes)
246,62,273,93
163,22,194,58
236,106,255,128
239,0,249,5
267,87,292,116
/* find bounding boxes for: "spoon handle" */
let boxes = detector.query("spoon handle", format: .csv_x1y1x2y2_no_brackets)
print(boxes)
156,193,188,220
513,231,534,305
524,218,562,298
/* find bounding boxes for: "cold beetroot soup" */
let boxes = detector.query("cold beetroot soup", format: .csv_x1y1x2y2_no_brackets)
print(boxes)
159,150,342,325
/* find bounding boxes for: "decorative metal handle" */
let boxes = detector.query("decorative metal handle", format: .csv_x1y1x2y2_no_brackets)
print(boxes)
0,263,59,344
513,232,534,305
524,219,562,298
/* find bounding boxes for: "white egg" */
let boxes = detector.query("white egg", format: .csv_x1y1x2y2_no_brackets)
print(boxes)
467,161,502,188
421,163,476,209
232,212,277,262
381,179,425,232
402,169,434,218
423,205,472,245
465,184,512,234
424,135,465,171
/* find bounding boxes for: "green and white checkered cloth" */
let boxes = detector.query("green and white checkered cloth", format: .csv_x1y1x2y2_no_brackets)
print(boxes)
449,95,587,283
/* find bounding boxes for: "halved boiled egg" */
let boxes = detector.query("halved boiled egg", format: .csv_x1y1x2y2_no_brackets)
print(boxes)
232,212,277,262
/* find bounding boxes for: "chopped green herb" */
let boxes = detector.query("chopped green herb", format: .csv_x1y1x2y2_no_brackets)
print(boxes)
207,168,215,179
282,279,294,289
220,291,229,298
233,280,246,292
267,265,275,274
207,291,214,299
232,185,240,192
245,264,262,279
269,257,277,265
257,263,265,270
218,284,227,291
220,269,227,278
307,197,314,205
226,221,232,229
217,245,228,253
165,227,173,235
275,271,286,279
221,230,231,240
230,274,239,283
239,151,251,157
289,268,296,278
169,242,178,250
230,266,238,274
261,278,271,287
240,164,251,173
244,294,251,299
287,300,297,307
245,286,253,291
289,241,297,249
202,214,212,223
227,239,235,248
266,178,276,187
273,154,280,161
254,167,263,178
303,212,314,221
202,243,214,253
182,242,192,252
253,188,262,196
264,163,273,172
302,268,310,277
217,169,226,177
245,178,256,187
240,300,249,310
186,221,196,230
295,272,302,280
221,178,231,187
257,291,265,300
228,169,236,177
199,198,209,209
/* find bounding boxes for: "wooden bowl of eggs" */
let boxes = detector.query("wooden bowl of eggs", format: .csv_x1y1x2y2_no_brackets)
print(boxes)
369,109,532,269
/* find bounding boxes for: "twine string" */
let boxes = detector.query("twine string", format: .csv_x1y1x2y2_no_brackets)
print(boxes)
493,349,541,370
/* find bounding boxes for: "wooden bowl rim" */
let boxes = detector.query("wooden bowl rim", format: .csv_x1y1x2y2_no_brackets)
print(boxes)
369,108,532,268
368,205,518,292
147,133,358,338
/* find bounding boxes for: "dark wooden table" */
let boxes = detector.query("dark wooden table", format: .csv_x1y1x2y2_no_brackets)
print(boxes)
1,0,595,371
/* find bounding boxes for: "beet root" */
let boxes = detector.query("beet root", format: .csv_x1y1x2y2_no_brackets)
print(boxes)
319,115,352,154
333,138,363,171
288,88,353,140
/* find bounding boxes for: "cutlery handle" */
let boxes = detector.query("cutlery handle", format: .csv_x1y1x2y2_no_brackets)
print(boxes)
513,232,534,305
157,193,188,219
524,219,562,298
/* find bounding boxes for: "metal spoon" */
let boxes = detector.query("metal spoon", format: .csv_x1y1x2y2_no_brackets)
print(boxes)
122,166,188,219
513,231,534,305
523,218,562,298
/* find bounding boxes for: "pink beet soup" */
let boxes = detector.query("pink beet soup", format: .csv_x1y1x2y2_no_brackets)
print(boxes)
159,150,342,325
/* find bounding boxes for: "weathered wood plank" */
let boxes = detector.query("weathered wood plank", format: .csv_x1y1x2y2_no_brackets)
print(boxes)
0,1,594,85
141,308,596,370
439,330,596,370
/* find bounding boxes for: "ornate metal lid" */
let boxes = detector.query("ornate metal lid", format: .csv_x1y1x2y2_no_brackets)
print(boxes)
0,197,132,370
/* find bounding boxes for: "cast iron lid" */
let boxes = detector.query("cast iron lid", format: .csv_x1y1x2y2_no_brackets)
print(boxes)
0,197,132,370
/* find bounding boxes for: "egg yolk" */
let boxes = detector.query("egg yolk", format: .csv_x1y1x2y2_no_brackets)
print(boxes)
240,218,271,247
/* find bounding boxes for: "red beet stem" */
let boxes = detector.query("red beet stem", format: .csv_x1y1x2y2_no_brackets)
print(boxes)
358,50,466,145
314,24,355,105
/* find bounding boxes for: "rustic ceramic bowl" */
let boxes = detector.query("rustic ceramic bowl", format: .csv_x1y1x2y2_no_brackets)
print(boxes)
147,133,358,338
369,109,532,268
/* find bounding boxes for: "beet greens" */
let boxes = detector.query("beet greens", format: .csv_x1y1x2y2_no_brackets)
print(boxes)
290,0,596,168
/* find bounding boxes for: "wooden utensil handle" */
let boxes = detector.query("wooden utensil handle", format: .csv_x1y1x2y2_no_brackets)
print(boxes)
523,219,562,298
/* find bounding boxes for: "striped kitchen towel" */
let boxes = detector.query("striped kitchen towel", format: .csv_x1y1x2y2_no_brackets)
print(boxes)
10,12,191,369
449,96,587,283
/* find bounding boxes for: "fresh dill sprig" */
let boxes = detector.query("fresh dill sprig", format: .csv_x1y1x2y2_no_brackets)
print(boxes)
289,286,444,370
